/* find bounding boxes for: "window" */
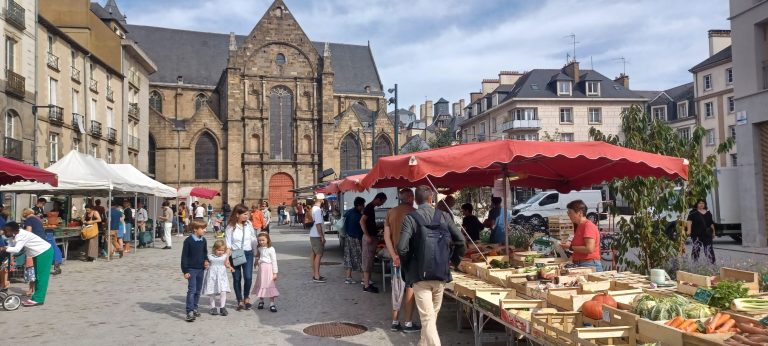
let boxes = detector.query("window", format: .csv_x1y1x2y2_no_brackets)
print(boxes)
492,117,497,132
71,50,76,66
728,96,735,113
677,127,691,140
492,93,499,106
586,81,600,96
373,135,392,163
652,106,666,121
729,125,736,139
514,108,536,120
621,107,630,115
90,143,98,157
276,53,286,66
47,34,54,53
558,81,571,96
704,102,714,117
106,74,112,87
106,148,113,164
677,102,688,118
588,107,602,123
148,135,156,176
5,36,16,72
703,74,712,91
340,133,361,172
560,133,574,142
731,154,738,167
726,68,733,85
194,93,207,112
194,132,218,179
49,133,59,163
149,91,162,112
706,129,715,146
48,78,58,105
72,138,80,152
478,121,486,140
5,111,16,139
72,89,79,113
559,108,573,123
512,133,539,141
106,107,113,128
269,87,294,160
90,98,97,122
539,193,559,206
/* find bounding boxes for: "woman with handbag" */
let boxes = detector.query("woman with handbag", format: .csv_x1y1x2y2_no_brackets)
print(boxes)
82,205,101,262
224,204,256,311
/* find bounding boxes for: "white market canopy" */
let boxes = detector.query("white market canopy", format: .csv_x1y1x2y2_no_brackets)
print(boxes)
110,164,176,198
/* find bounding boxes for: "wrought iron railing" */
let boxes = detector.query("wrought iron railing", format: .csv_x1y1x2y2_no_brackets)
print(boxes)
46,52,59,70
89,78,98,93
128,103,139,118
5,69,24,97
71,66,81,83
3,136,22,160
106,87,114,101
5,0,24,30
107,127,117,142
90,120,102,137
48,105,63,123
128,135,140,150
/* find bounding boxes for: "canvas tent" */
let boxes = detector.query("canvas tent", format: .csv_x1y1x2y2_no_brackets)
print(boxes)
110,164,176,198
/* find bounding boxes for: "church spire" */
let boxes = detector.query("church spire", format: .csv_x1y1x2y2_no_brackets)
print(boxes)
104,0,127,25
322,42,333,74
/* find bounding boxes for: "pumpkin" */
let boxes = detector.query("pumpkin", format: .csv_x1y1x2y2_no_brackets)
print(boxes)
591,291,617,308
582,300,603,320
488,251,498,256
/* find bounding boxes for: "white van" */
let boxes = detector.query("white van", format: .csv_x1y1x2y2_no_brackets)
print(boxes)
511,190,604,228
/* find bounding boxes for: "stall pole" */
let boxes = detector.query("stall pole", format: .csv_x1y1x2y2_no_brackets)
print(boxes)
153,196,158,247
107,188,112,262
134,193,139,252
502,166,510,263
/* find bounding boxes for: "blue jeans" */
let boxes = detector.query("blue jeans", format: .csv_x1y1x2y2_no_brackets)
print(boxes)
575,259,603,272
185,268,204,312
45,231,63,265
230,250,254,302
278,214,285,224
123,223,133,242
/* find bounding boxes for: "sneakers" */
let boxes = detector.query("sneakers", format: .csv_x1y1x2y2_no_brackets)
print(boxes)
402,323,422,333
220,307,228,316
185,311,195,322
269,305,277,313
210,308,219,315
193,310,201,317
162,246,172,250
344,277,357,284
312,276,327,283
21,299,42,307
390,323,403,332
363,285,379,293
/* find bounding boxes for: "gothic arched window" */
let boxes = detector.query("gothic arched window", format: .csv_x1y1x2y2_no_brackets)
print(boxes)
194,93,207,112
269,87,293,160
149,91,162,113
148,134,157,176
340,133,361,172
195,132,218,179
373,135,392,164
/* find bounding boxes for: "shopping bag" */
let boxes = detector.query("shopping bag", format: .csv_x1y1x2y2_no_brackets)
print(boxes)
81,224,98,240
391,266,405,310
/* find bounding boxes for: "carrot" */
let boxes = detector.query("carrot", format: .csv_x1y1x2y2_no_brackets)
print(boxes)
679,319,696,331
716,319,736,333
712,313,731,330
684,322,699,333
668,316,685,328
707,313,722,329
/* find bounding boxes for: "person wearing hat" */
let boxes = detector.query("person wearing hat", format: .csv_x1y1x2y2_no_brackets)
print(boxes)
309,194,326,283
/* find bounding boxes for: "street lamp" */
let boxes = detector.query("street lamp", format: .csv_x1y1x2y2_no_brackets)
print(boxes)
388,84,398,154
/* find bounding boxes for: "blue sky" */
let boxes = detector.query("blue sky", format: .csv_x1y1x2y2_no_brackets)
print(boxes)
114,0,730,115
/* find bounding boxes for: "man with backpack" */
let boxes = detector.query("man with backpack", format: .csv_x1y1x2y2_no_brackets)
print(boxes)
398,185,466,346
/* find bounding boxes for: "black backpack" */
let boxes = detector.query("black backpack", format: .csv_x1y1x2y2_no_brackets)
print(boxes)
409,210,452,282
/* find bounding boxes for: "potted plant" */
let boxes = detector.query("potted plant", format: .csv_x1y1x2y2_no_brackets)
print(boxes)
508,232,531,251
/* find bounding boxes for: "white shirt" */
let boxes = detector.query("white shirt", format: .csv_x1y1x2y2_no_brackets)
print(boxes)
136,208,148,222
225,222,255,251
310,205,323,237
195,206,206,218
257,246,278,273
5,231,52,257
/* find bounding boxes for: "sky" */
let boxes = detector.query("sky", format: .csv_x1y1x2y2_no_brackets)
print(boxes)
115,0,730,116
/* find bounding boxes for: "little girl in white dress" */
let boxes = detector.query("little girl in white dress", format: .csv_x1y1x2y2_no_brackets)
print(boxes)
252,232,280,312
203,239,234,316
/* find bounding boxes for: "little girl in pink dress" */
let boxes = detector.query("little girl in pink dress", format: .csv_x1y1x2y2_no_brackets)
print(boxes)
252,232,279,312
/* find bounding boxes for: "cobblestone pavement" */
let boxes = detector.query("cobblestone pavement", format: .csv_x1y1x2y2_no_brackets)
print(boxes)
5,223,477,346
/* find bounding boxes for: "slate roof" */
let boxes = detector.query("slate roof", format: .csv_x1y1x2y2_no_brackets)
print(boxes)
91,1,127,29
633,90,662,101
125,24,383,95
350,103,376,124
435,97,449,104
502,69,645,101
401,135,430,152
387,108,417,126
664,82,694,101
690,46,732,72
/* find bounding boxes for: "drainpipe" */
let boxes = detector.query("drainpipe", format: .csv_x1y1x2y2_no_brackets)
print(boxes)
120,45,125,164
84,53,91,152
32,2,38,166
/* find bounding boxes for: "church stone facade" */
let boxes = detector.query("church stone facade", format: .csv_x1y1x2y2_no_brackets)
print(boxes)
128,0,394,207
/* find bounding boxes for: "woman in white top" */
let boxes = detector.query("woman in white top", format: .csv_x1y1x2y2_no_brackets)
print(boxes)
261,201,271,234
224,204,256,311
2,221,53,307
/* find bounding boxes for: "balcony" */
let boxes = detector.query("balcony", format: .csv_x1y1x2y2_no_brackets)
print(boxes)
90,120,102,137
72,113,85,133
107,127,117,143
128,103,139,119
48,105,63,124
128,135,140,150
70,66,81,83
501,119,541,132
5,0,25,30
128,72,140,89
89,79,98,93
3,137,22,160
46,52,59,71
5,69,25,97
106,87,114,102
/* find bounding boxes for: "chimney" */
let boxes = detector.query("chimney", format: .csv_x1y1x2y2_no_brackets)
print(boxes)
408,105,416,114
470,92,482,103
498,71,524,85
481,79,500,94
425,100,433,125
614,73,630,89
459,99,465,114
708,30,731,56
452,102,459,116
563,61,580,83
419,104,425,120
229,32,237,51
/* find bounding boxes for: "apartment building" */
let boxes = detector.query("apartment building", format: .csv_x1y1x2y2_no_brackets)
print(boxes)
689,30,735,168
641,82,697,139
729,0,768,246
0,0,35,164
458,62,646,144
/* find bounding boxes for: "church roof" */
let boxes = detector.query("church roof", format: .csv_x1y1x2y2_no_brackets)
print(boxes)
91,1,127,30
125,24,383,95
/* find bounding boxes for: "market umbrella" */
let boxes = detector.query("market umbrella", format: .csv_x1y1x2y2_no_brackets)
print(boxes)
177,186,221,199
316,174,367,195
360,140,689,191
0,157,58,187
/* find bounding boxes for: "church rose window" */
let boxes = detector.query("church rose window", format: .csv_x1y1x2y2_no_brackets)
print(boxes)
340,133,361,172
195,132,218,179
276,53,286,66
269,86,293,160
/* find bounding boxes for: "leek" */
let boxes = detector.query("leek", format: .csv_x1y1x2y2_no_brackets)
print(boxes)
731,298,768,312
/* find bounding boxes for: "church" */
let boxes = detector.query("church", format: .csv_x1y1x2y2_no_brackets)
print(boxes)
126,0,395,207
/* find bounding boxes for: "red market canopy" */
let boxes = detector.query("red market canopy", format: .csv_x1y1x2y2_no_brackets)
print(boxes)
0,157,58,187
316,174,367,194
177,186,221,199
360,140,689,192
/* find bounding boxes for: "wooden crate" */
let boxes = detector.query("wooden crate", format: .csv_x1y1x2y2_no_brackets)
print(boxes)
547,287,643,311
532,312,636,346
677,268,760,296
720,267,760,295
588,271,647,282
676,270,715,296
453,281,502,299
572,326,636,346
499,299,549,333
474,289,517,316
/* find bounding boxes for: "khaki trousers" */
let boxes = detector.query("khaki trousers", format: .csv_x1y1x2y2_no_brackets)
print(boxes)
413,280,444,346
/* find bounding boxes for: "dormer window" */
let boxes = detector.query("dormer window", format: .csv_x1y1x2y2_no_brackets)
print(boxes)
586,81,600,96
557,81,571,96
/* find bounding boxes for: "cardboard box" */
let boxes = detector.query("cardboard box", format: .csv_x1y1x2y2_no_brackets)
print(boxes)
499,299,548,333
453,281,501,299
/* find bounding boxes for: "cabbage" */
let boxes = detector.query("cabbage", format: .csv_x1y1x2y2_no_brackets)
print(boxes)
684,303,716,319
631,294,656,308
633,300,658,319
479,229,491,243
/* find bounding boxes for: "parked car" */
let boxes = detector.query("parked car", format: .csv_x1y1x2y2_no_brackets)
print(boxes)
511,190,604,229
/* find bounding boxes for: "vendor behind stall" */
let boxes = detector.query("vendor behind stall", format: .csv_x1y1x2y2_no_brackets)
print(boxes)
483,197,507,244
562,199,602,272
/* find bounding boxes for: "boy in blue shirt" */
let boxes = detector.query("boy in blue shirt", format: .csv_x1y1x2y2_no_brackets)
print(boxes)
181,220,208,322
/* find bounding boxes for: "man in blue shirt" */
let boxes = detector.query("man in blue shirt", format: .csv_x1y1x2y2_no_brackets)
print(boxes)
484,197,507,244
342,197,365,284
109,203,124,258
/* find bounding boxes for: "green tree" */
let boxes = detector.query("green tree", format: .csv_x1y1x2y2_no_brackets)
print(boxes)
589,105,733,274
428,129,454,149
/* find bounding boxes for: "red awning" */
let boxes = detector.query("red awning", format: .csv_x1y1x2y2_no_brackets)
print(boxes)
177,186,221,199
0,157,58,187
360,140,689,192
316,174,367,194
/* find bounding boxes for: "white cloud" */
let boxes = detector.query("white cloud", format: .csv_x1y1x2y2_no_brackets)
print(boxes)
122,0,730,111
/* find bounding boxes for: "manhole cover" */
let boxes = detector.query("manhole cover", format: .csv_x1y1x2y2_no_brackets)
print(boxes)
320,261,342,265
303,322,367,338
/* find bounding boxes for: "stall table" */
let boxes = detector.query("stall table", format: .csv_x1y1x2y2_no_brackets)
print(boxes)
53,227,82,261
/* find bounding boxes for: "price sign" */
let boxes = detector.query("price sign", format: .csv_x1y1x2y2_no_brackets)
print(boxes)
693,288,714,304
602,309,611,322
760,315,768,327
535,262,545,268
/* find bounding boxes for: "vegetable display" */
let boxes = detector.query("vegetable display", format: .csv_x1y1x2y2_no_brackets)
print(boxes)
632,293,688,321
731,298,768,313
479,229,491,244
708,280,750,310
582,300,603,320
683,302,717,319
591,292,617,309
488,259,511,269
